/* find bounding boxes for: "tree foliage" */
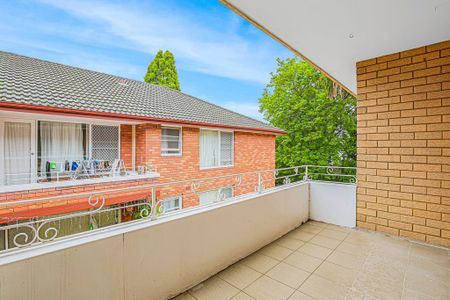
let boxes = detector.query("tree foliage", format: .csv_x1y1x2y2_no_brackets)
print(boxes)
259,58,356,168
144,50,181,91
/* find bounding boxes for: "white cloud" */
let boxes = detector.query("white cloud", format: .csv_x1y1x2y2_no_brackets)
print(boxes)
223,101,265,122
33,0,289,84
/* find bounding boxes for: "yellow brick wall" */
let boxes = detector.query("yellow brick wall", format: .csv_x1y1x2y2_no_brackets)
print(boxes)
356,40,450,247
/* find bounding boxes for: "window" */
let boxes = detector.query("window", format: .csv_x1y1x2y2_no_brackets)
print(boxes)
161,127,182,155
37,121,119,179
38,121,87,177
200,130,233,168
199,187,233,205
162,196,182,212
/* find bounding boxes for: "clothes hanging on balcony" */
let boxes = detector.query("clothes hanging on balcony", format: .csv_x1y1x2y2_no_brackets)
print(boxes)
71,161,78,171
45,161,51,180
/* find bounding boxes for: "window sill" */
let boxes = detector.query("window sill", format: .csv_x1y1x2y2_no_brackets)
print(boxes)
0,172,160,193
161,153,182,157
200,165,234,171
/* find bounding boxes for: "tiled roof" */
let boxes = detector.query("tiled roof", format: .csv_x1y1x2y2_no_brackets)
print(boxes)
0,51,282,133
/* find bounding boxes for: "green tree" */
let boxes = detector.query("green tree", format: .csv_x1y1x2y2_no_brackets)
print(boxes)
144,50,181,91
259,58,356,168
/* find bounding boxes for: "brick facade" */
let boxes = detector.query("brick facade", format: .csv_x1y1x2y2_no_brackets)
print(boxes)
0,123,276,219
356,40,450,247
133,124,276,207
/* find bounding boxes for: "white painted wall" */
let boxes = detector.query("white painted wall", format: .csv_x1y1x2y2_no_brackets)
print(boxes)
0,183,309,300
309,181,356,228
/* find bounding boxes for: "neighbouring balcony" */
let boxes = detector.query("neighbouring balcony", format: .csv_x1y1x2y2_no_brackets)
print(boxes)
0,160,159,193
0,165,448,300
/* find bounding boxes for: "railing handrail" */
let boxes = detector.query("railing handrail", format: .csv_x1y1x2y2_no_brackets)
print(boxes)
0,165,356,206
0,164,356,253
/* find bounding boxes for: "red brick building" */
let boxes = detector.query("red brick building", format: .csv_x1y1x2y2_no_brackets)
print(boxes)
0,51,283,227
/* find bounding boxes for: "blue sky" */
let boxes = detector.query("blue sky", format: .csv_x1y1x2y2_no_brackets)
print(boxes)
0,0,292,121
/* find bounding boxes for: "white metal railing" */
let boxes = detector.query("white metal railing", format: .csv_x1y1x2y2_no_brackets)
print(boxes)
0,165,356,253
0,162,157,187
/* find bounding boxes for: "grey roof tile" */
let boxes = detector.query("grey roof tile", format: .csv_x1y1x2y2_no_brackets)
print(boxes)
0,51,282,133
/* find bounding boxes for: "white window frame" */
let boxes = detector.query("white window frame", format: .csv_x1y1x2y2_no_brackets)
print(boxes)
161,126,182,156
0,118,37,186
162,195,182,212
199,129,234,170
0,112,122,187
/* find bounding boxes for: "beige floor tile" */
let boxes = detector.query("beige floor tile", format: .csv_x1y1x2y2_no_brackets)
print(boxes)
218,263,261,290
317,228,348,241
287,291,316,300
275,236,305,250
244,275,295,300
171,292,196,300
410,243,450,267
404,260,449,300
231,292,255,300
326,250,366,270
297,243,333,260
344,230,376,246
325,224,351,233
352,272,403,300
309,235,341,249
306,220,327,228
335,241,371,256
298,224,323,234
266,262,310,289
284,251,323,272
285,230,316,242
259,243,293,261
298,274,349,300
314,261,358,287
402,289,438,300
240,253,279,273
189,276,239,300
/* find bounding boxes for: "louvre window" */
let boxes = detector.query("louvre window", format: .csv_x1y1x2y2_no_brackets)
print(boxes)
161,127,182,155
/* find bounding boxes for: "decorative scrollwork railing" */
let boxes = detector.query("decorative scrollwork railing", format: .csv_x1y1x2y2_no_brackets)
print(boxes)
0,165,355,254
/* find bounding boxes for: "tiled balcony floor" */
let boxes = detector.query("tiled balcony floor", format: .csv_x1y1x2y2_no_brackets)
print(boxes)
174,221,450,300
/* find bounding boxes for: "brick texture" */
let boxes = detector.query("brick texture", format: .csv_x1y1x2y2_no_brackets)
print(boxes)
0,124,276,218
134,124,276,207
356,40,450,247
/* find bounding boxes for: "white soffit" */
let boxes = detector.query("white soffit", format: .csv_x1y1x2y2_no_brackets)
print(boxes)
223,0,450,94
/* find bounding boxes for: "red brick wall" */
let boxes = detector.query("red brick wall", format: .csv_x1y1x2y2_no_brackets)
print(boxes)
0,123,276,217
356,40,450,247
120,124,133,169
135,124,276,207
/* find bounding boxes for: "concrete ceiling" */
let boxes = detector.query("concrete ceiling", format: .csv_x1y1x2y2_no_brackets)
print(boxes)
222,0,450,94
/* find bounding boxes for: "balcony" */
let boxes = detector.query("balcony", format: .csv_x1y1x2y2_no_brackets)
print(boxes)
179,222,449,300
0,166,448,299
0,161,159,194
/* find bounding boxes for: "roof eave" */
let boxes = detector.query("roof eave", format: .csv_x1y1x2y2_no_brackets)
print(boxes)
0,101,287,135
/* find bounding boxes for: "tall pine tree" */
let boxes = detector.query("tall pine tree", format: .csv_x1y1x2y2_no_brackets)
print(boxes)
144,50,181,91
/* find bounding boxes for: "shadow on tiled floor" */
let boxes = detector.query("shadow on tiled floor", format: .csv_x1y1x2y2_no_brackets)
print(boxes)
173,221,450,300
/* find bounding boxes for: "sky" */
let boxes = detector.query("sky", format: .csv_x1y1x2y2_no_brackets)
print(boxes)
0,0,292,121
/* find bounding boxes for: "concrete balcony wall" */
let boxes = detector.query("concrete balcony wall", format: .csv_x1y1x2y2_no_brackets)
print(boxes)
0,182,309,300
310,181,356,228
